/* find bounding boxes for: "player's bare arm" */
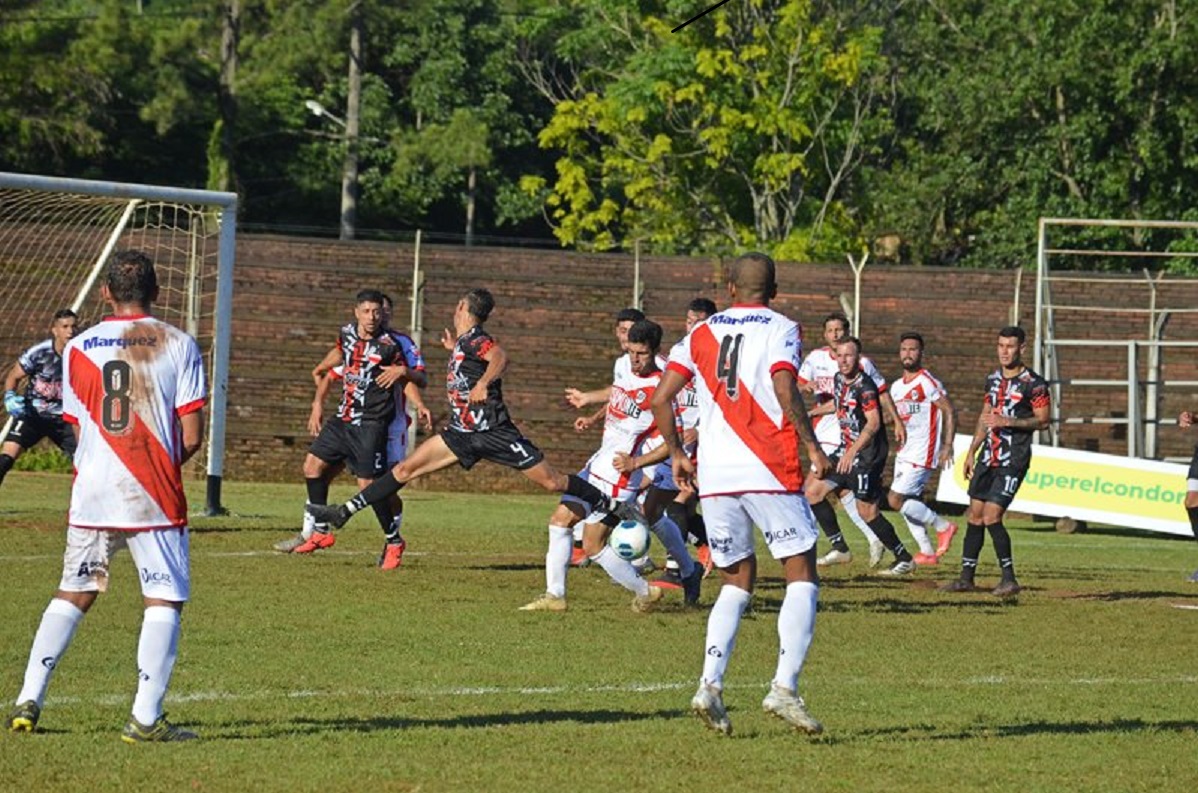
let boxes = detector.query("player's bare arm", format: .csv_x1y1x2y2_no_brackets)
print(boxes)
964,405,989,480
1181,410,1195,429
807,399,835,417
613,442,670,474
880,390,906,446
935,392,958,469
772,370,830,478
3,361,24,393
650,369,695,487
179,410,205,464
308,371,334,437
565,385,611,409
470,342,508,403
405,381,434,431
376,363,420,390
311,344,342,384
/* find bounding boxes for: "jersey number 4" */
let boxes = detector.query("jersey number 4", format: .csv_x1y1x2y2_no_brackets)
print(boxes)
101,360,133,433
717,334,745,399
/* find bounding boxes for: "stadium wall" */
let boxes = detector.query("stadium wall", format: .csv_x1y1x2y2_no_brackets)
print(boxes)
221,235,1198,492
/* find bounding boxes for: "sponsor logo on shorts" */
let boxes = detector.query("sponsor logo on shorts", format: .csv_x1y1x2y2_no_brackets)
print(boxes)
75,561,104,578
140,568,174,586
764,526,800,544
709,537,734,554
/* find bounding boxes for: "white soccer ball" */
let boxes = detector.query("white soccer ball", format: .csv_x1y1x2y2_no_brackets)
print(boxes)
609,519,651,561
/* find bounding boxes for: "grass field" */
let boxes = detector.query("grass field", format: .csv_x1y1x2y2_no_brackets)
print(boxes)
1,472,1196,792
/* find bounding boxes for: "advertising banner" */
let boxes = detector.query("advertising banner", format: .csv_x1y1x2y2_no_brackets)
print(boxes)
934,434,1192,537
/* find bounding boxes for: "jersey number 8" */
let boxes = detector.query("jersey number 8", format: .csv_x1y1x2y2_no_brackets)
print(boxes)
101,360,133,433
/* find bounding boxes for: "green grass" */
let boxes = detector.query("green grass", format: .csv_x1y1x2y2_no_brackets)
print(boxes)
1,472,1196,792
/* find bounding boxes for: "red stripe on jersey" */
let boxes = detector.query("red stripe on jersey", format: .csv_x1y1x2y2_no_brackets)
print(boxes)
666,361,694,382
770,361,798,378
69,349,186,526
177,397,206,417
63,413,79,425
924,402,940,468
691,324,802,490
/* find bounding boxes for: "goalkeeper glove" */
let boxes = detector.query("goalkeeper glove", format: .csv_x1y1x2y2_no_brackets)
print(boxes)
4,390,25,418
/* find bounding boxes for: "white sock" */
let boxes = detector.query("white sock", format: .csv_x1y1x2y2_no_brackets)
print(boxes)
899,499,936,555
840,492,879,543
651,515,695,577
571,520,584,543
387,512,405,543
592,546,649,596
773,581,818,692
546,525,573,598
131,606,181,726
301,505,315,540
17,599,85,708
701,586,752,689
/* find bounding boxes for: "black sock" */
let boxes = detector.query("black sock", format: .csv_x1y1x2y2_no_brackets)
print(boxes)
811,499,849,552
1187,506,1198,542
685,509,708,546
348,472,402,514
565,474,608,514
961,522,985,582
867,514,912,562
371,500,395,536
306,477,329,506
664,502,688,532
987,522,1015,581
0,453,13,485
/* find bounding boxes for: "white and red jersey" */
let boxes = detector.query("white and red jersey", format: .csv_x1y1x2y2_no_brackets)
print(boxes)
667,305,804,497
585,365,663,491
62,315,207,530
798,347,887,450
890,369,947,468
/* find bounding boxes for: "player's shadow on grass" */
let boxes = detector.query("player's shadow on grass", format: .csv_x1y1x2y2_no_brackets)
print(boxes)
747,595,1009,616
1050,589,1192,602
849,717,1198,743
212,707,679,739
466,562,544,572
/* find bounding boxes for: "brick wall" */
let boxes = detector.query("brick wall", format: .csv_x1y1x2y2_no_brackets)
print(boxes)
6,231,1198,491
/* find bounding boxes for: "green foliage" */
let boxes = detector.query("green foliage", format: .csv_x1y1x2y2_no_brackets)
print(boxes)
522,0,890,257
0,475,1196,791
10,444,71,474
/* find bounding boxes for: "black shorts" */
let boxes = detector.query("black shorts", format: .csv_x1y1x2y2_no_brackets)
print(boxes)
308,418,389,478
968,464,1028,508
4,413,76,458
824,455,886,504
441,422,545,471
1188,447,1198,483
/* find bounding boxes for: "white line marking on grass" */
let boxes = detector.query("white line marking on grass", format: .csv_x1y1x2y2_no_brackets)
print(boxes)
43,675,1198,710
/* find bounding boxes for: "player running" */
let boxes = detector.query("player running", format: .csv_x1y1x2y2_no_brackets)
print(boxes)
306,289,641,565
885,332,958,565
0,308,80,487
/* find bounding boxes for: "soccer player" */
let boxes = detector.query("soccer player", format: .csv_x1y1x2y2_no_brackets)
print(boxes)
798,312,903,567
806,337,916,577
0,308,80,486
521,319,699,613
886,332,959,565
306,289,640,558
1177,409,1198,582
652,252,831,737
6,250,206,741
288,290,423,569
275,293,429,562
941,326,1050,597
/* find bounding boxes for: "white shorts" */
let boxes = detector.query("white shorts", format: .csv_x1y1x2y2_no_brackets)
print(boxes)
699,493,819,568
59,526,191,602
814,415,840,457
560,462,641,523
890,460,934,497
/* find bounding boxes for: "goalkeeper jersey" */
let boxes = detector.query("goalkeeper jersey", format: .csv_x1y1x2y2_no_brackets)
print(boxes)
62,315,207,530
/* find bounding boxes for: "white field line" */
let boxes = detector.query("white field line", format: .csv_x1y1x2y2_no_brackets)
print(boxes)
42,674,1198,709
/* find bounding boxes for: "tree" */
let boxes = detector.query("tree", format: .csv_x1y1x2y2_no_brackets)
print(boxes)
518,0,891,258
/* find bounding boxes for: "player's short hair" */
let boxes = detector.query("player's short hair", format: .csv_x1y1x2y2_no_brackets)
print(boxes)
465,288,495,322
615,307,645,324
627,319,663,351
999,325,1026,344
687,297,717,317
355,289,386,307
836,335,862,354
380,292,393,310
105,250,157,304
900,331,924,348
823,312,850,332
52,308,78,323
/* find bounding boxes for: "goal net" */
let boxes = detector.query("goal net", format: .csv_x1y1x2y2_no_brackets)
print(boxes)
0,172,235,515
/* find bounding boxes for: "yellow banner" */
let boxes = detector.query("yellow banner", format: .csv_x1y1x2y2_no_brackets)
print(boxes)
935,435,1192,536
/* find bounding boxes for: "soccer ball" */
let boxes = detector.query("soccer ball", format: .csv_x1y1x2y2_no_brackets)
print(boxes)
609,519,651,561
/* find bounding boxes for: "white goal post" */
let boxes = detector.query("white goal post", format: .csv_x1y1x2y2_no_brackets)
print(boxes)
0,172,236,515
